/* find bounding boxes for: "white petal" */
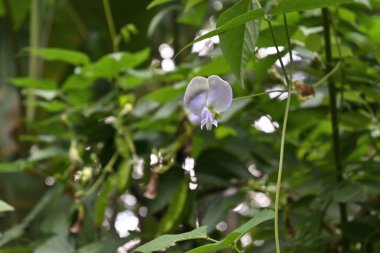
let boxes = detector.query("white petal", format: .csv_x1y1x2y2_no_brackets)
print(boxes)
184,76,209,116
200,107,218,130
207,75,232,113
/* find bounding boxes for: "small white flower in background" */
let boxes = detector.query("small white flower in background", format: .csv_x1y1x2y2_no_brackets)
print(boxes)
184,75,232,130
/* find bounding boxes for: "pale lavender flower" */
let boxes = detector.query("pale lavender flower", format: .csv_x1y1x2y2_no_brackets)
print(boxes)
184,75,232,130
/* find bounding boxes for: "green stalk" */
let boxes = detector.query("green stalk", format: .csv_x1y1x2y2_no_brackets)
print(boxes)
322,7,348,250
283,14,293,82
233,89,287,101
103,0,118,52
26,0,39,123
268,15,294,253
274,82,292,253
267,18,291,87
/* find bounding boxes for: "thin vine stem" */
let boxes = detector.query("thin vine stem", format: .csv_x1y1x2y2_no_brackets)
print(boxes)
283,14,293,82
267,14,294,253
102,0,118,52
267,17,291,87
233,89,287,101
274,85,292,253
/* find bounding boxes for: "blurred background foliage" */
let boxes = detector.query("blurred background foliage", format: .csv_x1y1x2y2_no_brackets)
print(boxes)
0,0,380,252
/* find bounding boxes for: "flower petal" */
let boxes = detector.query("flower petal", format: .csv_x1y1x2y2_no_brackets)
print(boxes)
184,76,209,116
206,75,232,113
201,107,218,130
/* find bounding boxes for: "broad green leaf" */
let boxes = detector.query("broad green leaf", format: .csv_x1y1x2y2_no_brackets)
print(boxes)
217,0,261,86
270,0,353,16
10,78,56,90
187,209,274,253
0,200,14,212
29,48,90,66
134,226,208,253
147,0,174,10
177,8,264,57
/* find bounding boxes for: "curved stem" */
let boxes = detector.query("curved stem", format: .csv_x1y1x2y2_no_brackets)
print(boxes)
313,61,341,87
102,0,118,52
233,89,287,101
274,85,292,253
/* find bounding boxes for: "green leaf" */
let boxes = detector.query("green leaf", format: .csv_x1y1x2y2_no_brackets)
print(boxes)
185,0,204,12
0,246,32,253
0,186,63,247
10,78,57,90
29,48,90,66
158,179,189,233
176,8,264,57
0,160,30,173
94,176,116,227
187,209,274,253
0,200,14,212
81,49,150,79
270,0,353,16
147,0,174,10
133,226,208,253
217,0,261,86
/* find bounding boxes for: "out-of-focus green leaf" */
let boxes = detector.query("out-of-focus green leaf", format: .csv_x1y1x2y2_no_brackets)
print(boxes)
158,179,188,234
10,78,57,90
0,186,63,247
187,209,275,253
201,192,245,232
94,175,116,227
147,0,174,10
270,0,352,15
34,235,74,253
0,160,30,173
81,49,150,79
77,242,108,253
185,0,204,12
29,48,90,66
333,182,363,202
0,246,31,253
217,0,260,86
143,84,185,103
134,226,208,253
197,148,251,185
0,200,14,212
